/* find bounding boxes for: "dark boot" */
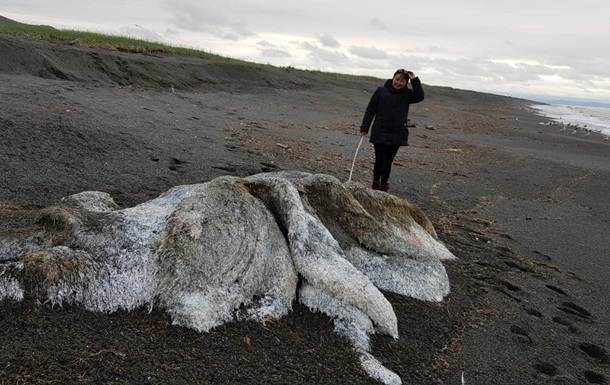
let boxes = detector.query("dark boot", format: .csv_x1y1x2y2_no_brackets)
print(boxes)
372,181,381,190
381,183,389,192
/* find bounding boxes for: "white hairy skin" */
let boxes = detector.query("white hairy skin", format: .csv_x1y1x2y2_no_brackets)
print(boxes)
0,172,454,384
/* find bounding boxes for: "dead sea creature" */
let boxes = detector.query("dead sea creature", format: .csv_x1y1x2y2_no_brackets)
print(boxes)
0,172,455,385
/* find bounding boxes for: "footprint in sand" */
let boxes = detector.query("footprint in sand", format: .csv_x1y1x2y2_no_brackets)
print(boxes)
525,307,544,318
558,302,592,319
510,325,533,344
546,284,569,296
579,342,610,364
541,285,592,332
552,316,573,326
504,260,535,273
533,362,558,376
583,370,607,384
224,143,244,152
168,157,189,173
260,162,279,173
472,275,524,302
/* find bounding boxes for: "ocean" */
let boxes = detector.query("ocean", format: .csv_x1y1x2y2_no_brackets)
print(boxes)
531,104,610,138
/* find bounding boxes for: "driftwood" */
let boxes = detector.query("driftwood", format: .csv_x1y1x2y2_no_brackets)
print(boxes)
0,171,455,385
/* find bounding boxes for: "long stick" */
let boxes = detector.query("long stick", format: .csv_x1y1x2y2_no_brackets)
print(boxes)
348,135,365,183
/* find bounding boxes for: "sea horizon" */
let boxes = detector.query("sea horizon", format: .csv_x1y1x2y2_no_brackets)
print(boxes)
525,96,610,109
530,102,610,138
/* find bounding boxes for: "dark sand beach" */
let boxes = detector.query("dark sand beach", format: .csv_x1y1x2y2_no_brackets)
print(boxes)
1,34,609,384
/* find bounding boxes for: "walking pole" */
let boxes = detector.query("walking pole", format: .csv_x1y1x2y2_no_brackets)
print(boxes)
347,135,365,183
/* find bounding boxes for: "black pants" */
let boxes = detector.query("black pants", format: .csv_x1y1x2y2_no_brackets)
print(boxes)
373,144,400,183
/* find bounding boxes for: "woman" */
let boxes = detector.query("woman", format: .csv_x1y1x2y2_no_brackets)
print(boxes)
360,69,424,192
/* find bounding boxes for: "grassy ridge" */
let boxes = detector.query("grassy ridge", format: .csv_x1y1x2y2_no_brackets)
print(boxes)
0,24,234,60
0,24,379,82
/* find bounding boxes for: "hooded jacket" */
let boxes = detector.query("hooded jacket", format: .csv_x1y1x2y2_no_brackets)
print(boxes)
360,77,424,146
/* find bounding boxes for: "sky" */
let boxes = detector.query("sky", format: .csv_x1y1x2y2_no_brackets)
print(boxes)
3,1,610,104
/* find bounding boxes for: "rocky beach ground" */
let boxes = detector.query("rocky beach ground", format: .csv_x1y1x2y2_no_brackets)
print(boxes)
1,35,609,384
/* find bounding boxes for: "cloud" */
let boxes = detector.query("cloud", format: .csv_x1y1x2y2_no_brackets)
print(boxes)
257,41,276,48
163,0,255,40
426,45,448,53
370,17,388,30
349,46,388,60
557,57,610,79
163,1,224,33
219,24,256,41
260,49,292,58
117,26,166,43
257,41,292,58
301,42,348,65
316,33,340,48
5,0,610,101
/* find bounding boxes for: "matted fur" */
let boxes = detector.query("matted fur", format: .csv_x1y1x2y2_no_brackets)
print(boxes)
0,172,455,385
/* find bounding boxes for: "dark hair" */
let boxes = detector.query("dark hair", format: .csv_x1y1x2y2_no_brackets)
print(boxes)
393,69,408,78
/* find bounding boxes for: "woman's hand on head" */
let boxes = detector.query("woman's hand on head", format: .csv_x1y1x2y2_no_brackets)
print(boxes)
406,71,416,79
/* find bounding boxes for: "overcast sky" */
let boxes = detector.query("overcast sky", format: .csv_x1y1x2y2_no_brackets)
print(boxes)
4,1,610,103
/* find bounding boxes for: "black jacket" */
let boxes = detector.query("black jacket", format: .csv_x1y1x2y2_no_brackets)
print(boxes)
360,77,424,146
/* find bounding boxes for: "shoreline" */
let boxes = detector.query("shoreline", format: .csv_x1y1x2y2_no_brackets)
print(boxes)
530,103,610,138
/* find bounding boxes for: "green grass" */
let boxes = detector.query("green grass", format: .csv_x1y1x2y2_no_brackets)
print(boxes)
0,24,237,61
0,24,380,82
